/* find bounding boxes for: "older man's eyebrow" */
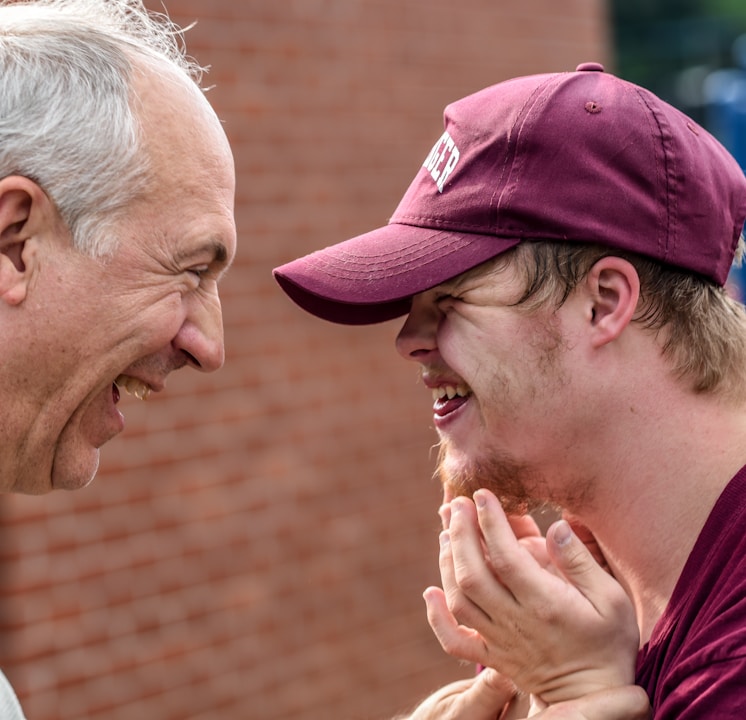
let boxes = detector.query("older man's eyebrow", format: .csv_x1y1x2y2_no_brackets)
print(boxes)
176,240,229,266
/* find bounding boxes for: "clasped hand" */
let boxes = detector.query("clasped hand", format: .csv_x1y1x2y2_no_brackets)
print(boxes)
401,488,648,719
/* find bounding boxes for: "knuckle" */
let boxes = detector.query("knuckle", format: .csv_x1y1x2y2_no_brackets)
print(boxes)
563,545,591,574
454,564,482,594
445,589,470,619
487,555,517,582
437,634,461,657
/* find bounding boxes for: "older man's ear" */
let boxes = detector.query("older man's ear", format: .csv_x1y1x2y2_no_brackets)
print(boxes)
0,176,61,307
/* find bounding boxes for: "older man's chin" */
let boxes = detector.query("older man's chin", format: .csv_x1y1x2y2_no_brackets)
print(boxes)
47,385,126,492
52,449,101,492
6,446,100,495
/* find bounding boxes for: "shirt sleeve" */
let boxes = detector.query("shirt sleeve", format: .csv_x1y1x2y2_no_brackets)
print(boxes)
0,671,27,720
653,655,746,719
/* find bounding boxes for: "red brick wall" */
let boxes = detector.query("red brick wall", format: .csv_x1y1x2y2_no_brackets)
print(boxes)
0,2,610,718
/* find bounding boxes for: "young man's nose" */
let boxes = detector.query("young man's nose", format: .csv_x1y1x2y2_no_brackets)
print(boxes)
395,292,440,361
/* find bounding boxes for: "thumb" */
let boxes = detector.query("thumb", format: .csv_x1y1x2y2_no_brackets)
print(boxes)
406,668,515,720
465,667,516,718
545,519,619,601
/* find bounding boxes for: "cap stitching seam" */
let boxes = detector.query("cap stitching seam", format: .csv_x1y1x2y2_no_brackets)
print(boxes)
306,235,476,271
631,85,674,262
392,214,500,233
493,74,566,224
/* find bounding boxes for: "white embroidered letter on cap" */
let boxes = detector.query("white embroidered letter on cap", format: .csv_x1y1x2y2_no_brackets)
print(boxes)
422,131,460,193
423,131,448,171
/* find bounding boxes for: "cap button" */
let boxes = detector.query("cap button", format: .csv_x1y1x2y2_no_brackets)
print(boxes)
576,62,605,72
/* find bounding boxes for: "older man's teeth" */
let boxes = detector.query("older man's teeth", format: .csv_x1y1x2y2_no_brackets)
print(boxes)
115,375,151,401
432,385,469,402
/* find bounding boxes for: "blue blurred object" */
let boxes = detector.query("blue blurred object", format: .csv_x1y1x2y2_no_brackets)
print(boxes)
704,35,746,302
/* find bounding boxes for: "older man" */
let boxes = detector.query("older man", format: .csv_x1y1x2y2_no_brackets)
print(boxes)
0,0,235,495
0,0,236,714
275,63,746,718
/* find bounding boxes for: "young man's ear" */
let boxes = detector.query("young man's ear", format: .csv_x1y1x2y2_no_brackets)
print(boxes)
0,176,59,306
585,256,640,348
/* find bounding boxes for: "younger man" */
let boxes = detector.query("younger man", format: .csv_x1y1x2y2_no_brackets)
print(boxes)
275,63,746,718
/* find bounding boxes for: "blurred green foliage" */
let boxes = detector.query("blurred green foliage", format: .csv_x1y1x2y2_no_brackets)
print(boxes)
611,0,746,120
614,0,746,21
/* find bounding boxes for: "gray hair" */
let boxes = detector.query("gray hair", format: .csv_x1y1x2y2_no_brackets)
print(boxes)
0,0,204,255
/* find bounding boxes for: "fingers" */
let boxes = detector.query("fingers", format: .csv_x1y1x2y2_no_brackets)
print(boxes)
469,490,546,600
441,491,563,619
468,667,518,719
506,512,542,540
545,520,632,615
403,667,515,720
423,586,486,665
562,513,609,569
442,497,519,623
544,519,640,672
468,494,623,613
439,503,452,530
434,492,640,701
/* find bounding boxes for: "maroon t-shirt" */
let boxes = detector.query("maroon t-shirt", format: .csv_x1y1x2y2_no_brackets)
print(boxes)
636,465,746,717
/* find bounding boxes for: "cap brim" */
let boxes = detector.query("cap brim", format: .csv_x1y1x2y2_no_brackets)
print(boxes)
273,222,520,325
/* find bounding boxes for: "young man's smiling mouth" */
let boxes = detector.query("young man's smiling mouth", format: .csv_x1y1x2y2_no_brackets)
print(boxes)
432,383,471,417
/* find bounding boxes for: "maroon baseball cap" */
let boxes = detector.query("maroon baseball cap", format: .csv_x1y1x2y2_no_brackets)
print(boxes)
274,63,746,325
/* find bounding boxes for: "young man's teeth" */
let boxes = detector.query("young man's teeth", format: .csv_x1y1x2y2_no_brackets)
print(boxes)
115,375,151,401
432,385,469,401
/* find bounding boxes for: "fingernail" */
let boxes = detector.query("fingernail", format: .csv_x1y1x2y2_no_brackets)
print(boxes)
439,530,450,549
474,491,486,509
553,519,572,547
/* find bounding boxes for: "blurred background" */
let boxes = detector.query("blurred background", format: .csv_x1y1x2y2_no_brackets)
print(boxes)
1,1,745,718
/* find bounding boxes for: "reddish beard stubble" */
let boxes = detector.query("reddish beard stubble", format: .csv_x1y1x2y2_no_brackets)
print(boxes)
435,440,547,515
